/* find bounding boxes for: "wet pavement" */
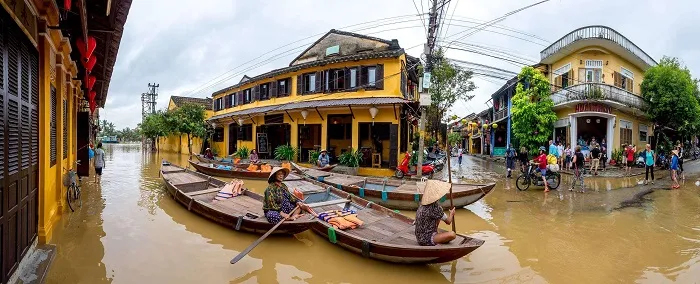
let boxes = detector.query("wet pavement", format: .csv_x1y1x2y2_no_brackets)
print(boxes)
44,144,700,283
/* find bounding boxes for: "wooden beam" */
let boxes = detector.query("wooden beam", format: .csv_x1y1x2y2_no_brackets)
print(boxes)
315,107,324,121
392,104,397,119
247,114,256,125
284,110,295,122
78,0,88,45
106,0,112,16
348,105,355,119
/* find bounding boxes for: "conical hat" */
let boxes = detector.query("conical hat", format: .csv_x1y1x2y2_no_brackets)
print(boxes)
268,167,290,183
420,180,452,205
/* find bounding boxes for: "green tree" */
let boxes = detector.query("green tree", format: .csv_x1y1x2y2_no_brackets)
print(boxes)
511,66,557,153
138,111,171,150
641,57,700,138
171,103,207,156
99,119,116,137
427,49,477,140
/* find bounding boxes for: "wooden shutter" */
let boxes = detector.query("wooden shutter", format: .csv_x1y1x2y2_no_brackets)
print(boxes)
323,70,330,93
389,124,398,167
626,78,634,92
20,42,29,102
375,64,384,89
360,66,368,87
578,68,585,83
554,76,562,91
224,95,230,108
344,68,351,91
315,71,322,93
296,75,303,95
613,72,621,88
253,85,260,102
567,69,574,86
238,91,244,105
50,85,57,166
355,66,362,90
270,81,277,98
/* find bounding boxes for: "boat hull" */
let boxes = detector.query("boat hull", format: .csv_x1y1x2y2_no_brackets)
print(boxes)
189,160,270,180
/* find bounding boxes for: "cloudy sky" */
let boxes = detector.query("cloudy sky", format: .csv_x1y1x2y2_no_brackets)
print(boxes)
101,0,698,129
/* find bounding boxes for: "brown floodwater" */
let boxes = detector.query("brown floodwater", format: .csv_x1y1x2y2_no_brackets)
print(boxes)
44,144,700,283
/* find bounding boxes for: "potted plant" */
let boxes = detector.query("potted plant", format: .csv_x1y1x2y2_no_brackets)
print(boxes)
337,148,363,175
308,150,321,165
274,144,297,169
235,146,250,164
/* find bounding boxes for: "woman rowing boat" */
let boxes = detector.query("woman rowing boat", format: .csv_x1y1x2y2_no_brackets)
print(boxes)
262,167,313,223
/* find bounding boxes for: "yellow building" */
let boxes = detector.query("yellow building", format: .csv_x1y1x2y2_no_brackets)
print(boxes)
0,1,130,282
208,30,421,175
157,96,214,155
540,26,656,157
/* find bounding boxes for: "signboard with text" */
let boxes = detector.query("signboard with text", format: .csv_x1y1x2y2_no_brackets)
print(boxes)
575,103,610,114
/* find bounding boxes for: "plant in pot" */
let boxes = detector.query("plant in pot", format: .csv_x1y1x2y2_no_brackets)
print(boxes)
274,144,297,170
235,146,250,164
308,150,321,165
338,148,363,175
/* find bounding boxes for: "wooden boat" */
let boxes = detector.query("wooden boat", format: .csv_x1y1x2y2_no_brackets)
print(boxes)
160,162,315,235
286,176,484,264
193,154,249,168
292,163,496,210
188,160,273,180
315,164,337,172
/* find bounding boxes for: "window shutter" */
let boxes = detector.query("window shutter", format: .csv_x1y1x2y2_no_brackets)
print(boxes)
567,69,574,86
375,64,384,89
253,85,260,102
578,68,585,83
63,99,68,159
360,66,369,87
270,81,278,98
315,71,323,93
555,76,562,91
627,79,634,92
49,85,57,167
344,68,351,90
613,72,620,88
239,91,245,105
297,75,303,95
323,70,329,93
224,95,230,108
355,66,362,89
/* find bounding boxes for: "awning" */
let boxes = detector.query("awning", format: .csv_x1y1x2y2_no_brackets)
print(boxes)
208,97,415,122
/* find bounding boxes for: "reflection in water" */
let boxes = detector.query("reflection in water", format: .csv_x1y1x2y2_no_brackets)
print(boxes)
44,146,700,283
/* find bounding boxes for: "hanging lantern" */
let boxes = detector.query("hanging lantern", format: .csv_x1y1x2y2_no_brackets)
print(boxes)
492,123,498,129
76,36,97,61
82,55,97,73
85,74,96,90
237,118,244,126
483,124,489,129
89,99,96,114
64,0,71,10
300,109,308,126
369,106,378,126
461,119,467,124
88,90,96,101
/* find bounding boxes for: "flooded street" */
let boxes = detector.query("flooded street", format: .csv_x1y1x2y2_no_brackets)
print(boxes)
45,144,700,283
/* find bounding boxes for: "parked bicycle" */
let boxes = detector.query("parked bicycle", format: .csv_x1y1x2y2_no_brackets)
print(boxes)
62,160,82,211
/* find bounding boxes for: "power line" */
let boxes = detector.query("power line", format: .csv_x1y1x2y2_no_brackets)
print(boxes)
412,0,428,36
440,0,460,42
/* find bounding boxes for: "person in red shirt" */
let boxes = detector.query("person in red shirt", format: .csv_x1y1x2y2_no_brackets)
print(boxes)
625,145,636,176
533,146,550,192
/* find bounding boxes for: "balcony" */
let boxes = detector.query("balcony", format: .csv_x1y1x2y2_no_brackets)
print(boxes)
550,82,647,111
540,26,657,70
494,108,508,122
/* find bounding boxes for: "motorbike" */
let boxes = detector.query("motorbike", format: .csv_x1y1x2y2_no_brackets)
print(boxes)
424,150,446,171
636,156,645,168
516,162,561,191
395,151,435,179
657,152,669,170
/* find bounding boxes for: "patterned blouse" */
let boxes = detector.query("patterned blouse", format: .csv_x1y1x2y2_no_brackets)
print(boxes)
414,202,444,246
262,182,299,211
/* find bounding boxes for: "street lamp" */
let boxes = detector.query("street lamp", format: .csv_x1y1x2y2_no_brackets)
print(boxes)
237,118,244,126
369,106,378,126
301,109,309,125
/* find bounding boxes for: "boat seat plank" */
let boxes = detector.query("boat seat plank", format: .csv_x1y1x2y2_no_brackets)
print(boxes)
186,187,222,196
166,172,207,186
308,199,351,208
161,165,186,173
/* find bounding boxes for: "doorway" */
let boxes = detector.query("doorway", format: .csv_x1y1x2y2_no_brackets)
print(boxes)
298,124,321,163
576,116,608,146
257,124,290,159
359,123,391,167
228,124,238,155
327,115,353,164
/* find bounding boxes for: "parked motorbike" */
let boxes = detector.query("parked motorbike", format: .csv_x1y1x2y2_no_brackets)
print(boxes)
395,152,435,179
636,156,645,168
516,163,561,191
424,150,446,171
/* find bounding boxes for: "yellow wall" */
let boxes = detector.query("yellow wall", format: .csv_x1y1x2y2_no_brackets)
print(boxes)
549,46,646,95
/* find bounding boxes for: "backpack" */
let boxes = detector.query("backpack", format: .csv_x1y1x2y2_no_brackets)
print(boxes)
506,148,515,158
546,154,557,165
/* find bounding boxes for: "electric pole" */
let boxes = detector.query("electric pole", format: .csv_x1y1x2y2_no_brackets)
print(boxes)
417,0,446,178
141,83,159,149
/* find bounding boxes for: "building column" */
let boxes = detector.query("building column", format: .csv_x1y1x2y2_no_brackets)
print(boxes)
351,117,359,152
320,114,328,151
290,120,298,161
37,32,58,244
55,63,66,213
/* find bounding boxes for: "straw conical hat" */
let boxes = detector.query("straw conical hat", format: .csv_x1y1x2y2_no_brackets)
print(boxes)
268,167,290,183
420,180,452,205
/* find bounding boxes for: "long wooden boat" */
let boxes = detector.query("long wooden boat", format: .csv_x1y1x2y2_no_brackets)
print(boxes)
286,175,484,264
292,163,496,210
193,154,250,168
189,160,271,180
160,162,315,235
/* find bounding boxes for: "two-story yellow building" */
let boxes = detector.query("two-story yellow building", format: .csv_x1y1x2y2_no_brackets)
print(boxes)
208,30,421,175
540,26,656,157
157,96,214,154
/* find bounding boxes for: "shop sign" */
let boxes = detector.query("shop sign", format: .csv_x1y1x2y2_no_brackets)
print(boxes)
575,103,610,114
1,0,38,44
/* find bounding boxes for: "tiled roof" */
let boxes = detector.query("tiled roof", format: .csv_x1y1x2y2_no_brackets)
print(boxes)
171,96,213,110
212,49,405,96
208,97,414,121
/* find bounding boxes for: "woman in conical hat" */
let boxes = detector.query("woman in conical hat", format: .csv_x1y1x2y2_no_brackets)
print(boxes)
262,167,312,223
414,180,456,246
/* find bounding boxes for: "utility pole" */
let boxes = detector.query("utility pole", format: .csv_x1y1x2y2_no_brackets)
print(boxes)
417,0,445,178
141,83,159,149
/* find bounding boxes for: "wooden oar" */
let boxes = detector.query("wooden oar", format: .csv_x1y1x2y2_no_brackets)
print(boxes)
230,205,300,264
445,141,456,233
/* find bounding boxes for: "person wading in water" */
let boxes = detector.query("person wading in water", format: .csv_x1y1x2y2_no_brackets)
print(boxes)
414,180,456,246
505,143,516,178
642,144,656,185
570,146,585,192
94,142,106,183
262,167,313,223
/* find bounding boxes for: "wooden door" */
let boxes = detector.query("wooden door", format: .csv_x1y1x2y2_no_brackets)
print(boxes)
389,124,398,168
0,12,40,283
77,111,91,177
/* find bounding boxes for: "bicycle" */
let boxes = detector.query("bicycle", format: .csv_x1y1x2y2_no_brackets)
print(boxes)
62,160,82,212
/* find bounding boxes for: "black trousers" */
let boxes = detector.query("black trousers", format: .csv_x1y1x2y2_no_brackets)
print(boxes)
679,158,684,172
645,165,654,181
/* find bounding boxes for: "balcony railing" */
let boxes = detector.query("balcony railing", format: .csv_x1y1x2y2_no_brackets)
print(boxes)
540,26,657,67
494,108,508,122
550,83,647,110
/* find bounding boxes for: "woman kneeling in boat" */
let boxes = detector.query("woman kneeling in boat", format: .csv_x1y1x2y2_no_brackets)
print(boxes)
263,167,313,222
415,180,456,246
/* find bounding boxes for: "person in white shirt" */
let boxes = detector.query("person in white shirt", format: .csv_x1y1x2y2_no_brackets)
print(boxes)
557,142,564,168
457,147,463,165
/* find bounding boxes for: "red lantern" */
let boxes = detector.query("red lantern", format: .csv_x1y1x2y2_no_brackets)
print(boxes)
82,55,97,73
76,37,96,61
88,90,96,101
84,75,96,90
64,0,71,10
89,99,96,114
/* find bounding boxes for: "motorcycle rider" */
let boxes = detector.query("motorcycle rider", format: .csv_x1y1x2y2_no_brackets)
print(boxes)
533,146,550,192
